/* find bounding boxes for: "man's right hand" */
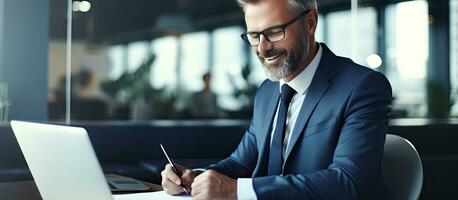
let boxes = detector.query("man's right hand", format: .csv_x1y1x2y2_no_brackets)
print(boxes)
160,163,202,195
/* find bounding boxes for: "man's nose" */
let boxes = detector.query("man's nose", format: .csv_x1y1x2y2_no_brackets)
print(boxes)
257,34,273,55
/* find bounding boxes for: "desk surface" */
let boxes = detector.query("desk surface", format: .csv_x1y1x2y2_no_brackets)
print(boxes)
0,174,163,200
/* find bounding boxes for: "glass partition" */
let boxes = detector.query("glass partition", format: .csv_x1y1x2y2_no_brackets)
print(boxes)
451,0,458,117
45,0,456,122
385,0,429,117
327,7,377,67
212,26,247,114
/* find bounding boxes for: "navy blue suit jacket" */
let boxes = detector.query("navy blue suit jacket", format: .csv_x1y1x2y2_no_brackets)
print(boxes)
208,44,392,199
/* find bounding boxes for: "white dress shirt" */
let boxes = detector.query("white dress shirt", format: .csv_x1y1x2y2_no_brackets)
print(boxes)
237,44,323,200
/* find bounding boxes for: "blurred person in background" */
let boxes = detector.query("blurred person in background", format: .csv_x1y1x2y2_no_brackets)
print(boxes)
187,72,221,118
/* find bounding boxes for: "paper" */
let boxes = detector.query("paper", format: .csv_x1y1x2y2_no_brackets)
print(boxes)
113,191,192,200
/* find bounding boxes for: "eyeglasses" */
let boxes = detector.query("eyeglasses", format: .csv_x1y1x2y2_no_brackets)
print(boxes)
241,10,311,46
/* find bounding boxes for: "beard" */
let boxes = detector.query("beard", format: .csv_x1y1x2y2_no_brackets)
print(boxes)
258,34,309,81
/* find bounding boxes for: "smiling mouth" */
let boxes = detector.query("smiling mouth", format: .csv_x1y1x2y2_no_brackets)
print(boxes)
266,52,285,61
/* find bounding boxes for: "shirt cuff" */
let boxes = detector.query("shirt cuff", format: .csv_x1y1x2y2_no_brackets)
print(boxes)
237,178,258,200
192,168,206,172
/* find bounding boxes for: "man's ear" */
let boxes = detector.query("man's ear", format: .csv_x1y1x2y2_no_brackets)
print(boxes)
307,9,318,37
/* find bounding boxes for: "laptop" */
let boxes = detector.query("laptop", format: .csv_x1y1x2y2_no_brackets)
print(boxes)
10,121,148,200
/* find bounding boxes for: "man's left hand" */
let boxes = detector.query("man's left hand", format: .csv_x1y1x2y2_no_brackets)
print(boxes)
190,170,237,200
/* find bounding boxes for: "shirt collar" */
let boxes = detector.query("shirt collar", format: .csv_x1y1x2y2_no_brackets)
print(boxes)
280,43,323,95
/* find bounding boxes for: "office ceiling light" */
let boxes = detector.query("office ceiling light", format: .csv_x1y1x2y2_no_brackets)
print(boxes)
79,1,91,12
367,54,382,69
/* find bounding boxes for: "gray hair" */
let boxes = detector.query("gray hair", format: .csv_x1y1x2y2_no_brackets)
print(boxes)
237,0,317,13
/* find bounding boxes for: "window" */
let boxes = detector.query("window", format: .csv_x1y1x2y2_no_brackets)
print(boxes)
315,15,325,43
451,0,458,116
180,32,210,92
127,41,150,73
249,51,266,85
327,7,377,67
212,26,246,110
150,36,178,90
385,0,429,117
107,45,127,80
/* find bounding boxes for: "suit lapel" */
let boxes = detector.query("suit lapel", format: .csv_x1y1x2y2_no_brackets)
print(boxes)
283,44,336,165
253,86,279,177
283,77,329,162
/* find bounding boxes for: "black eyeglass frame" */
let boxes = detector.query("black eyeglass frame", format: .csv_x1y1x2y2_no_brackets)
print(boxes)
241,9,311,46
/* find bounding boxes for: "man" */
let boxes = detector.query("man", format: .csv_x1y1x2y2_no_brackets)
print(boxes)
188,72,220,118
161,0,392,199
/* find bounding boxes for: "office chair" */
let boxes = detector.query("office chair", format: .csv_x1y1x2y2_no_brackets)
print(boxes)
382,134,423,200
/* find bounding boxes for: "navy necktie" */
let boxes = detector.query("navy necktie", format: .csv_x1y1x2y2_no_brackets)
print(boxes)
268,84,296,176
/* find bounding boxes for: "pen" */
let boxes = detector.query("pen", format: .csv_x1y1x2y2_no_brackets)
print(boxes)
160,143,189,195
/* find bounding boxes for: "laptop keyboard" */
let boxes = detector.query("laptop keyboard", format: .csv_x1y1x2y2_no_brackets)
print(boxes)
108,182,116,190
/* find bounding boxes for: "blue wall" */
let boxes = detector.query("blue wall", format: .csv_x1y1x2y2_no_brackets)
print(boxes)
0,0,49,120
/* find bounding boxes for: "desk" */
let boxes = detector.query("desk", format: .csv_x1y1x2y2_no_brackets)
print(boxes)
0,174,163,200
